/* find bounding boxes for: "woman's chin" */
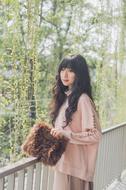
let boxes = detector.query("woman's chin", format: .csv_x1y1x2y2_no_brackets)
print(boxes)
62,82,69,86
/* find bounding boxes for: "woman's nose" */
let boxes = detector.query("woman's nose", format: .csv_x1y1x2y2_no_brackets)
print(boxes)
64,70,68,77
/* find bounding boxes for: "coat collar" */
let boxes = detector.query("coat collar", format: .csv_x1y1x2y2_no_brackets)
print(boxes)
64,89,72,96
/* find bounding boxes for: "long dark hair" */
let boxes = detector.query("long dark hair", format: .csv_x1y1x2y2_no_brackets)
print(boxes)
50,54,93,128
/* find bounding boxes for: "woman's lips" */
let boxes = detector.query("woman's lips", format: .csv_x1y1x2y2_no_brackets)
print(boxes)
63,79,69,82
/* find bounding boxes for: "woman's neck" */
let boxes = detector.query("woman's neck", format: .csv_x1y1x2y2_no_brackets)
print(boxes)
68,85,72,90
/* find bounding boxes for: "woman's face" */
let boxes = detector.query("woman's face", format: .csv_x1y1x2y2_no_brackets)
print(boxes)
60,67,76,89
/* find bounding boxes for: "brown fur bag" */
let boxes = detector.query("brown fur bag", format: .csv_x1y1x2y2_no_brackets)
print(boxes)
21,122,69,166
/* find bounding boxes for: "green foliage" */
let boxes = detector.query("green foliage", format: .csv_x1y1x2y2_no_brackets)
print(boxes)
0,0,126,166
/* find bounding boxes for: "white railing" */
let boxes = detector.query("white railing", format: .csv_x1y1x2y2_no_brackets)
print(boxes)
0,122,126,190
0,158,54,190
94,122,126,190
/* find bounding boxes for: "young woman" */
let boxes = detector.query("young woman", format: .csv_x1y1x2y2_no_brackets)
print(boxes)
50,54,102,190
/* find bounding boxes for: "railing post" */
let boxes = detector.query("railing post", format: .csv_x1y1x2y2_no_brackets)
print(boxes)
17,170,25,190
0,178,4,190
7,174,15,190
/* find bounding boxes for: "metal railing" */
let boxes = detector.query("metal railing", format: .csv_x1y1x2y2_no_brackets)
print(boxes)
0,158,54,190
0,122,126,190
94,122,126,190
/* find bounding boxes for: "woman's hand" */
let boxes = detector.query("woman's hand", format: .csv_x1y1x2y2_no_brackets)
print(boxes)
50,128,65,138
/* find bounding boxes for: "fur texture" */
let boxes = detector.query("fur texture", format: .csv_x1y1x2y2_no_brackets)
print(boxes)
21,123,69,166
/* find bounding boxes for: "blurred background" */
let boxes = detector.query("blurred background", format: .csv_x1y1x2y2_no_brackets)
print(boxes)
0,0,126,166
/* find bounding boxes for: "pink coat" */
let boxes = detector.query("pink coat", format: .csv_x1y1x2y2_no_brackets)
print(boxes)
54,93,102,182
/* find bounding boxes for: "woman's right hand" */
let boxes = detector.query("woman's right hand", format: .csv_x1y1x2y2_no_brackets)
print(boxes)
50,128,64,138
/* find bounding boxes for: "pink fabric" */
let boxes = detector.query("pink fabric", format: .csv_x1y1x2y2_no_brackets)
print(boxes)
53,170,93,190
54,93,102,182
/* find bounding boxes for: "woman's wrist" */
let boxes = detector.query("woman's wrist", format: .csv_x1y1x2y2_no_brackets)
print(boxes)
63,130,71,139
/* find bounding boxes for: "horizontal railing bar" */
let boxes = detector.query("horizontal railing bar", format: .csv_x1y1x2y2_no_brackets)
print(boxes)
0,157,38,178
102,122,126,134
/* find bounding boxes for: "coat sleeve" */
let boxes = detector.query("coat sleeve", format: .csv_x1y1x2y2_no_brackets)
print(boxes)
64,94,102,145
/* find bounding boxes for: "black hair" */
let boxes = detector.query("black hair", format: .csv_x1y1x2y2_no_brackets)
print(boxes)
50,54,93,128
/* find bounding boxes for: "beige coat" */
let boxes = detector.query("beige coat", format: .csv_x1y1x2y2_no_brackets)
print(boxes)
54,93,102,182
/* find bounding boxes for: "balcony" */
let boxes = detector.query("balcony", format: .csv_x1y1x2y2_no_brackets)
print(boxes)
0,122,126,190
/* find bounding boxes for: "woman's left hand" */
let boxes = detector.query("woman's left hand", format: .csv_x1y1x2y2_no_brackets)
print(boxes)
50,128,65,138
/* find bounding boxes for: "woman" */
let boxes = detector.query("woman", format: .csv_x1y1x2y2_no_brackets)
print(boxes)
50,54,102,190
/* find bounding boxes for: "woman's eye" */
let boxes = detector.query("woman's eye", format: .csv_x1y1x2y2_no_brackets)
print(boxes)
68,68,73,72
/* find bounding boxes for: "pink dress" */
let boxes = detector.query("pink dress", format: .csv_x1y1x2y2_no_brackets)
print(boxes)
53,93,102,190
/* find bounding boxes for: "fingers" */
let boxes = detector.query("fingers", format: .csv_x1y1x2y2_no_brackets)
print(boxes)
50,128,63,138
50,128,57,136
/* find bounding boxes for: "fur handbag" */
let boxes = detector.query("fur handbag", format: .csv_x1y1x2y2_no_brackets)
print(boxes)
21,122,69,166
